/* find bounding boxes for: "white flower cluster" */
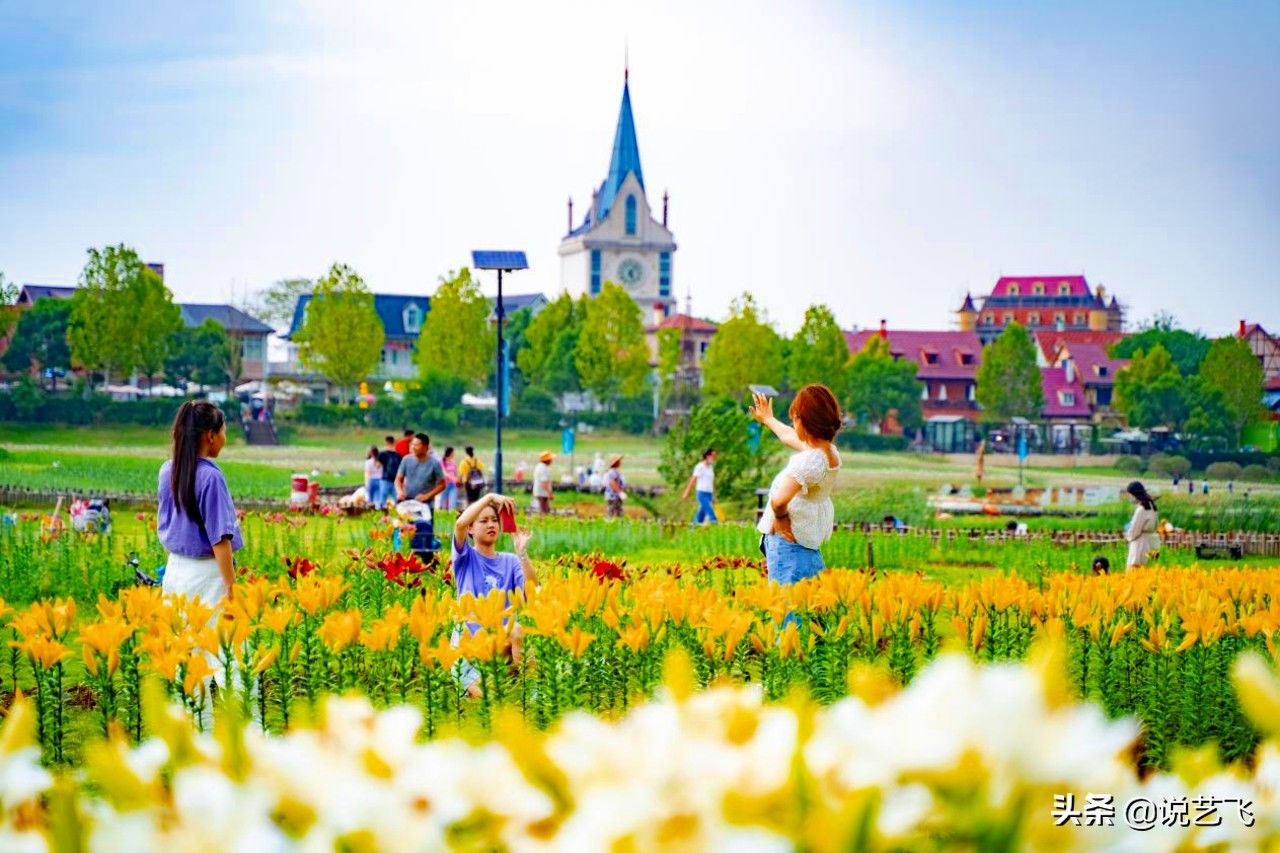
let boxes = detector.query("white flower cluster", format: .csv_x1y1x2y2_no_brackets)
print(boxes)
4,649,1280,851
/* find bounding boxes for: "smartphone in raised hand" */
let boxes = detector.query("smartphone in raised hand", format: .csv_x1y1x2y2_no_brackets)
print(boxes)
499,503,517,533
748,384,778,398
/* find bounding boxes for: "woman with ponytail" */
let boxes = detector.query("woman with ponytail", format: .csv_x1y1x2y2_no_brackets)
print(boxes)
1123,480,1161,569
157,401,243,606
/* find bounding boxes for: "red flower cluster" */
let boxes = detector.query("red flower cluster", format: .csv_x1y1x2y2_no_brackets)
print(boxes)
590,560,625,583
284,555,317,579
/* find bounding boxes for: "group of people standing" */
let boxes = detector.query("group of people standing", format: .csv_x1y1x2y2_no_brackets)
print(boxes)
363,430,489,511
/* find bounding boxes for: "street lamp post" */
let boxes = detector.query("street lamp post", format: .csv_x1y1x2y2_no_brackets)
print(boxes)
471,251,528,494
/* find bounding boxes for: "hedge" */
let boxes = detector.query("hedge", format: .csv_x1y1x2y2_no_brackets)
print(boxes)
0,392,223,426
837,432,910,452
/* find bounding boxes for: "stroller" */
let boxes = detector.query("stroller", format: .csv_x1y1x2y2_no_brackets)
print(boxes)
393,500,442,564
70,497,112,535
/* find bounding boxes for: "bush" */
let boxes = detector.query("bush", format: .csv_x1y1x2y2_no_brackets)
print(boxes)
1148,453,1191,479
1269,457,1280,473
0,390,222,426
1113,455,1144,473
1205,461,1242,481
1241,464,1274,483
836,432,910,452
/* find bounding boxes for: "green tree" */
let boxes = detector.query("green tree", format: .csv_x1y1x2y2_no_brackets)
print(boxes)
1113,345,1189,430
253,277,313,330
2,298,72,391
701,293,784,401
518,293,583,397
1198,336,1264,447
69,245,148,387
786,304,849,390
294,262,385,400
975,322,1044,422
166,319,232,389
126,265,183,391
844,334,924,432
496,307,534,396
415,268,494,389
0,271,19,345
1110,313,1210,376
1182,379,1235,450
659,398,780,503
574,282,650,405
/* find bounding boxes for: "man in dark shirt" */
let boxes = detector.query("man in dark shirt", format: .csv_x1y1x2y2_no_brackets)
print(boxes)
394,428,413,457
373,435,401,508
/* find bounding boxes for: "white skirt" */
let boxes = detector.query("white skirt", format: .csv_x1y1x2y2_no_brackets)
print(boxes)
1126,534,1161,568
162,552,228,609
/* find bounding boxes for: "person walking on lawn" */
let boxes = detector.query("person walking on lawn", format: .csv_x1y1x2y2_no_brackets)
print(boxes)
532,451,555,516
372,435,401,509
681,447,719,524
603,455,626,518
395,432,446,505
458,446,487,506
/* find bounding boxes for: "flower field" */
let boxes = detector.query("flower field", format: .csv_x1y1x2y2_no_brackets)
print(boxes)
4,511,1280,847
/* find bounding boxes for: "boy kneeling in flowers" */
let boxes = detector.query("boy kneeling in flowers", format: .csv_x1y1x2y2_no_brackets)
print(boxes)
452,493,538,697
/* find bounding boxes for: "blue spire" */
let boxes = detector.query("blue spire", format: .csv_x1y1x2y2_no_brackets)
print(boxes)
596,78,644,223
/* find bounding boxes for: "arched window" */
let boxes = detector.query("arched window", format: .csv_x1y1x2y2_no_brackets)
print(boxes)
1007,282,1019,296
1032,282,1044,295
624,196,637,235
403,303,422,335
1058,281,1071,295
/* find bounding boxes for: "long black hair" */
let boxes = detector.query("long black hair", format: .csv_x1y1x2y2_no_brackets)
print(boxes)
1127,480,1157,511
171,400,224,527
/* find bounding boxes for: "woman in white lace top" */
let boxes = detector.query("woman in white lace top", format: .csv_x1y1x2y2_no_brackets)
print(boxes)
750,384,843,584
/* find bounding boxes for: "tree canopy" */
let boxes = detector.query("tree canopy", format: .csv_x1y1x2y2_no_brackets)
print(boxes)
416,268,494,390
1198,336,1265,446
786,304,849,391
844,334,924,432
1110,314,1210,376
701,293,784,401
2,297,72,390
975,322,1043,422
294,263,385,398
574,281,650,404
165,319,232,389
517,293,583,397
659,398,780,502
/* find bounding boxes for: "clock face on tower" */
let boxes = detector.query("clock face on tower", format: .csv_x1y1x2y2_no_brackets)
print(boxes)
616,258,646,290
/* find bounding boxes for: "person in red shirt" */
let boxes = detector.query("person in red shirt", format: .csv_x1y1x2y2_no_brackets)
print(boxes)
394,428,413,457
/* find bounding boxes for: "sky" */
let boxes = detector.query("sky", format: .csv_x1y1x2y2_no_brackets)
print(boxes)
1,0,1277,336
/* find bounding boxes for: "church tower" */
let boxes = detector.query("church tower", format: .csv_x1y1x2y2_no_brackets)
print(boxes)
558,72,677,320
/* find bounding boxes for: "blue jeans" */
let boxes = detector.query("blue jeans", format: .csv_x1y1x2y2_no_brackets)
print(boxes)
693,491,718,524
370,479,393,508
764,534,826,586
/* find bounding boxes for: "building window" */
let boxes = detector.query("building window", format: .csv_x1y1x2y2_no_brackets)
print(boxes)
1032,282,1044,295
590,250,601,294
921,384,929,400
403,303,422,335
1096,364,1108,378
922,350,938,365
982,313,993,326
967,384,976,402
1028,312,1040,326
1073,312,1085,325
1007,283,1019,296
659,251,671,296
1058,281,1070,295
1003,313,1014,325
241,335,264,361
625,196,637,235
1060,391,1075,406
1054,312,1065,326
938,384,948,402
379,348,387,364
957,351,974,366
1097,387,1112,406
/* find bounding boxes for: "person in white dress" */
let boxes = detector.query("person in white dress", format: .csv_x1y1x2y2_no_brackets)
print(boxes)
750,384,844,585
1123,480,1161,569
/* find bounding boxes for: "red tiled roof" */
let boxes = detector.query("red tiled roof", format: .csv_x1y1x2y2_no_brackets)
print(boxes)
1034,330,1126,361
845,329,982,379
1055,342,1127,387
1267,376,1280,392
1040,366,1091,419
992,276,1092,298
645,313,718,334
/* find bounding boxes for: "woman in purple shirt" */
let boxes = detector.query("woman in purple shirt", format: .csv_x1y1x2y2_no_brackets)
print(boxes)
157,401,243,608
451,492,538,697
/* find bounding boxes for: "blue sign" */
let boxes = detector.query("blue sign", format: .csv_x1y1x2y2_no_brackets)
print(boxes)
1017,432,1028,461
748,421,762,453
562,427,575,455
500,339,512,417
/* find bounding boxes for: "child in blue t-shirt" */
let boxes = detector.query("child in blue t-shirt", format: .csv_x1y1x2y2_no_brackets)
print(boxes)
451,493,538,696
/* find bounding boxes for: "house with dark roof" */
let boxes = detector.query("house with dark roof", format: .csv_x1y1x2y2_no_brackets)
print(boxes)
1048,341,1127,423
487,293,549,321
957,276,1125,344
284,292,431,380
1040,364,1092,449
845,323,982,422
12,283,275,381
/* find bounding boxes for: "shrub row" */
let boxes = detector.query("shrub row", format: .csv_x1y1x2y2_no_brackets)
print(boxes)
1115,453,1279,482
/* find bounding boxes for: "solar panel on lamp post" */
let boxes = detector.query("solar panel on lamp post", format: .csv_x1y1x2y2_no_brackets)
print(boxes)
471,251,528,497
